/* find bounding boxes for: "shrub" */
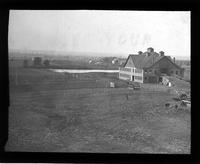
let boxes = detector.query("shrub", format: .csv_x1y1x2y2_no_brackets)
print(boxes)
43,60,50,67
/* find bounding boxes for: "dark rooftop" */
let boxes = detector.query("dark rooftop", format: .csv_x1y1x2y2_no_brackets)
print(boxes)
124,51,180,69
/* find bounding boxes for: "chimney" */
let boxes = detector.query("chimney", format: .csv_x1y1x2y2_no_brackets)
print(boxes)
145,52,151,57
138,51,143,55
173,57,175,63
159,51,164,56
147,47,154,53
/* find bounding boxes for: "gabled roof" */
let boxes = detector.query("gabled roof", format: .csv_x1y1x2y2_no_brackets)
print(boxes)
124,52,182,70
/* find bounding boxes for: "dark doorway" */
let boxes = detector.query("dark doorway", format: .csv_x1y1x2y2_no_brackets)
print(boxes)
132,76,134,81
159,76,162,82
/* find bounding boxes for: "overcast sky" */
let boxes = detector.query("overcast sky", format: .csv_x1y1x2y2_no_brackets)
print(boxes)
9,10,190,59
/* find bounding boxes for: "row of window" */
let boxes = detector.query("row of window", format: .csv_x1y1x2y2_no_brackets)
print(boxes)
170,70,179,75
121,67,180,75
144,69,179,75
119,73,131,79
120,67,142,73
144,69,154,73
120,67,132,72
134,68,143,73
134,76,143,81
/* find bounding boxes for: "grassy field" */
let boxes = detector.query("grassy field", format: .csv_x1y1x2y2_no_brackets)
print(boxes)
49,59,120,70
6,60,191,153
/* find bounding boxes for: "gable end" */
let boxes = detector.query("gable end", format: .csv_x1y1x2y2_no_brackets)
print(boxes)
123,55,135,68
148,56,182,70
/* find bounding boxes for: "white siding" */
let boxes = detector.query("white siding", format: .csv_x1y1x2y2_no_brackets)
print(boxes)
119,72,131,81
119,67,143,83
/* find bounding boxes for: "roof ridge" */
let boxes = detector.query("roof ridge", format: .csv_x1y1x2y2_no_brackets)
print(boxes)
128,53,165,69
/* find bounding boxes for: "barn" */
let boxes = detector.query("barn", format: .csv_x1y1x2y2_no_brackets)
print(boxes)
119,47,184,83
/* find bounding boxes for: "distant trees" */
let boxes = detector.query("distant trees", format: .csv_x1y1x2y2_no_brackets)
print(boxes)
32,57,50,67
184,60,190,66
175,60,190,67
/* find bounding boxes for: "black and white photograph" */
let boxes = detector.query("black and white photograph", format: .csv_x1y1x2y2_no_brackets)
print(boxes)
6,10,191,153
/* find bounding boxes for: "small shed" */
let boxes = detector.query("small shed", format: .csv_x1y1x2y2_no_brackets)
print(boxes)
110,82,115,88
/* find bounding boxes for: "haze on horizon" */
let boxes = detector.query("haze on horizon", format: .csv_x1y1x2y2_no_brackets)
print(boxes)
9,10,190,60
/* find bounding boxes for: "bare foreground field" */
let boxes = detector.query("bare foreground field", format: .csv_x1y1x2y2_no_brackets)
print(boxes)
6,60,191,153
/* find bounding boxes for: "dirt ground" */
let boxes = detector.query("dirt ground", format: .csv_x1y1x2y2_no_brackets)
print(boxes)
6,60,191,153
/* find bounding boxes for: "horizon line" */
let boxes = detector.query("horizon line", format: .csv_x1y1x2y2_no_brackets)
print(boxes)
9,48,190,60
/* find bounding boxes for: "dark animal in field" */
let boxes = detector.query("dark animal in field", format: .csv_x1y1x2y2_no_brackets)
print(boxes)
165,103,170,107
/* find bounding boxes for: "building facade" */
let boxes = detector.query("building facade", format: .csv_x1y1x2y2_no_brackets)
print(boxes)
119,47,184,83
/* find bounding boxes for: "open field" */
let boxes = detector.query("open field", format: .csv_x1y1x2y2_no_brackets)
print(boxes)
6,60,190,153
9,51,122,70
49,59,120,70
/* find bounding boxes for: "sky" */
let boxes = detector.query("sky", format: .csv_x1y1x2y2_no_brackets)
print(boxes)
9,10,190,59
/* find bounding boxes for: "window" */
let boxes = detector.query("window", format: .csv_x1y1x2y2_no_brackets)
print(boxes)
144,69,147,73
135,76,143,80
149,69,152,73
135,68,142,73
120,73,131,78
176,71,178,75
120,67,131,72
171,70,173,74
154,70,157,74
